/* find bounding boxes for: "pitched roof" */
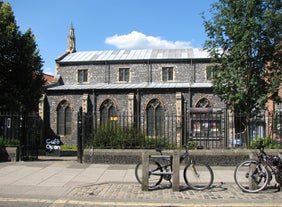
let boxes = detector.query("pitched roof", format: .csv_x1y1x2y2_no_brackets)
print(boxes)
57,48,210,64
43,73,54,85
47,82,212,91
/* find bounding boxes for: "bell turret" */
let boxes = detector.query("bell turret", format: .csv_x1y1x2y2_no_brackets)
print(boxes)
67,24,76,53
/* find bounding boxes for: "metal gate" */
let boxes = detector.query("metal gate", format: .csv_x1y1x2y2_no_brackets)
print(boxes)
0,111,42,160
77,108,93,163
184,108,226,149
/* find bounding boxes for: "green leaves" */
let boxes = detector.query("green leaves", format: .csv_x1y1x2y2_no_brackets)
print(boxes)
203,0,281,148
203,0,282,113
0,1,45,112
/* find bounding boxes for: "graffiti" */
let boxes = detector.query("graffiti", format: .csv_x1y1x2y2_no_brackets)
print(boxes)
45,137,62,152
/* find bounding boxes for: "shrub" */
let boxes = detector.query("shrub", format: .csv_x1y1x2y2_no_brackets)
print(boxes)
0,137,20,146
188,141,199,149
89,122,145,148
60,145,77,151
250,137,281,149
144,136,177,149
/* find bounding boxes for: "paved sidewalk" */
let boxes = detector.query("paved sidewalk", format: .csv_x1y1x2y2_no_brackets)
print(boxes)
0,157,281,207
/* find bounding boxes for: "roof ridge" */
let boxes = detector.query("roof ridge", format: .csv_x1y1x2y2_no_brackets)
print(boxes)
58,48,210,63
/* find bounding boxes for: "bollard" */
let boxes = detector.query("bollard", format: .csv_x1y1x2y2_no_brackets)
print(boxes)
249,150,258,190
141,151,179,191
249,150,257,160
278,152,282,159
141,151,149,191
172,150,180,191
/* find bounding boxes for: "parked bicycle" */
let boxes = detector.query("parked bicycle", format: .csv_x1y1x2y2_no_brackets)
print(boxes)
135,146,214,191
234,142,282,193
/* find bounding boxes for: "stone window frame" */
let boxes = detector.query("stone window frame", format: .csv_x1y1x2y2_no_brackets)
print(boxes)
99,99,118,124
205,65,214,81
118,68,131,82
77,69,88,83
161,67,174,82
56,100,72,136
196,97,211,108
146,98,165,137
192,97,221,138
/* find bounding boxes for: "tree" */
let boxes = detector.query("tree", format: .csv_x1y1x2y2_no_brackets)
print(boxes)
0,1,45,113
203,0,282,148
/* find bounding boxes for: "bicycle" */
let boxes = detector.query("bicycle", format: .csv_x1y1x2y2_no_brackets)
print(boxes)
135,146,214,191
234,142,282,193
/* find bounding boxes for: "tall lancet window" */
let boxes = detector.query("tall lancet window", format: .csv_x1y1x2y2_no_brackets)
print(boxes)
146,99,164,137
57,100,72,135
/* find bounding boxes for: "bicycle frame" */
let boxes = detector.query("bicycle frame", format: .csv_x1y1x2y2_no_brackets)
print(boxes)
153,147,189,166
135,146,214,190
149,147,191,180
263,155,282,186
149,155,173,178
254,145,282,186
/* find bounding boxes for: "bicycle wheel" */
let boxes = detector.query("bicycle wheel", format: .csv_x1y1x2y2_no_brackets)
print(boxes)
183,161,214,191
234,160,269,193
135,160,163,187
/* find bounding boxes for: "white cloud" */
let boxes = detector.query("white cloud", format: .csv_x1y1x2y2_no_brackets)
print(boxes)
105,31,192,49
43,67,55,76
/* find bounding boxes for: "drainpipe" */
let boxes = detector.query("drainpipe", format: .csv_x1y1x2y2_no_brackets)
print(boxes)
136,89,140,129
104,61,110,84
147,60,151,83
92,89,97,132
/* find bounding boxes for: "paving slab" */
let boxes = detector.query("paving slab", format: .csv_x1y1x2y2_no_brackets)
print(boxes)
0,157,281,207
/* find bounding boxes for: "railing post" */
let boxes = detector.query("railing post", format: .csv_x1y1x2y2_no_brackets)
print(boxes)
172,150,180,191
77,107,83,163
141,150,149,191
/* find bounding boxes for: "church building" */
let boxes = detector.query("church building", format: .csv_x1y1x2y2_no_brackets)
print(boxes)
41,25,229,149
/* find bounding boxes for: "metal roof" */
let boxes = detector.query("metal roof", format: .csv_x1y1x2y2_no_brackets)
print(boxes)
47,82,212,91
58,48,210,63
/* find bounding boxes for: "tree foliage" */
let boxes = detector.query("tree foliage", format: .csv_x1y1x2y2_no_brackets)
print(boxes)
203,0,282,147
0,1,45,113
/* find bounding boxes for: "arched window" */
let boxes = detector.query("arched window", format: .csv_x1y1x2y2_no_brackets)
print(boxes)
100,99,117,124
57,101,71,135
192,97,221,142
65,107,71,135
196,98,211,108
146,99,164,137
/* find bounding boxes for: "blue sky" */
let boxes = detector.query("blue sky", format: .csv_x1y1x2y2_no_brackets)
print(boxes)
7,0,216,75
